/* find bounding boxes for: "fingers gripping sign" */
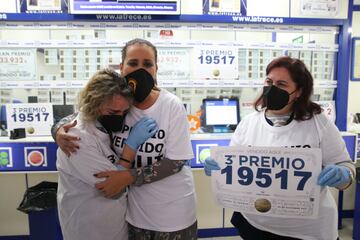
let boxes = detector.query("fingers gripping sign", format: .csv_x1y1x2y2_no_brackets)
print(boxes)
317,165,351,188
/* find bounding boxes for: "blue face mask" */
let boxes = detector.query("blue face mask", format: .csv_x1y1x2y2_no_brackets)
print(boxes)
97,115,125,132
262,85,296,110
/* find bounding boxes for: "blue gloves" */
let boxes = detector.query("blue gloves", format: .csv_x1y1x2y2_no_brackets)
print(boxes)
203,157,221,176
125,117,158,150
317,165,351,187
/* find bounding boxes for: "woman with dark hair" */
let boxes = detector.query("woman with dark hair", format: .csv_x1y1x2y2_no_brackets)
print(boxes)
204,56,355,240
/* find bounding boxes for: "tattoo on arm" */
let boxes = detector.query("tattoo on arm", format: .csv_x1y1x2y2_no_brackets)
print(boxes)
130,158,188,186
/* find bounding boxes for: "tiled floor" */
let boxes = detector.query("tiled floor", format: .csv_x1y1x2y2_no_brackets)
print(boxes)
202,218,354,239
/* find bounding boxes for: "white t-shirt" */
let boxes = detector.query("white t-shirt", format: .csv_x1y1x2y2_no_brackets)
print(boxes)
230,110,352,240
57,114,127,240
113,89,196,232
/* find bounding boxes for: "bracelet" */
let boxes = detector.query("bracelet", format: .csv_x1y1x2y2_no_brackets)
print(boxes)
120,157,131,163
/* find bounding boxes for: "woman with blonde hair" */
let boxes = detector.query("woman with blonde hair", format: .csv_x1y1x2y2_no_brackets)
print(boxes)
57,69,157,240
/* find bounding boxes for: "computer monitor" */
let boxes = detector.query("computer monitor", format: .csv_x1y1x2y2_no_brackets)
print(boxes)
202,98,240,132
52,105,75,123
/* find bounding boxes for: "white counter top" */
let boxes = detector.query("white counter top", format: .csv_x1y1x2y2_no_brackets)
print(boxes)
0,136,55,142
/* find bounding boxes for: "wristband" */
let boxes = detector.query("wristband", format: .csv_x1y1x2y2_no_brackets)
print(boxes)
120,157,131,163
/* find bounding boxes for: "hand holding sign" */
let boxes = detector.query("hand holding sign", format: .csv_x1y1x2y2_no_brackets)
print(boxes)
317,165,351,187
204,157,220,176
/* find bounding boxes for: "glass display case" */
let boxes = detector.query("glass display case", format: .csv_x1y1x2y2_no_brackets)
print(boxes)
0,22,339,135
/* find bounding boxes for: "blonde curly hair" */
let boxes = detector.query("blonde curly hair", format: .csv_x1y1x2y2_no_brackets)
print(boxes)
78,68,133,122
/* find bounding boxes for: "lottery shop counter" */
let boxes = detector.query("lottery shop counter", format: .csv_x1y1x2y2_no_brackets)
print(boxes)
0,133,358,239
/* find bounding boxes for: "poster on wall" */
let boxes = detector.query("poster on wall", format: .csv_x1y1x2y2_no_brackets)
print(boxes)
193,46,238,79
352,38,360,80
211,145,321,219
69,0,180,15
203,0,241,15
208,0,240,13
20,0,67,13
0,49,36,81
0,0,20,13
26,0,61,11
157,48,191,80
6,103,54,136
300,0,339,17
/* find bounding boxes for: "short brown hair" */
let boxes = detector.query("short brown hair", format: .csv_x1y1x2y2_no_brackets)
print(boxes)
121,38,158,64
254,56,322,120
78,69,133,122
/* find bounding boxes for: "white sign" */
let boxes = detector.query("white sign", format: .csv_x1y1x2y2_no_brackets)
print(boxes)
300,0,339,16
26,0,62,11
157,48,191,80
211,145,321,219
0,0,19,13
6,103,54,136
317,100,336,123
0,49,36,81
208,0,241,13
193,46,238,79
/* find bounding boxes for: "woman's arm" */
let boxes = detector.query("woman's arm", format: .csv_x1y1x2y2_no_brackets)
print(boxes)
51,112,77,140
95,117,159,195
51,113,80,156
130,158,188,186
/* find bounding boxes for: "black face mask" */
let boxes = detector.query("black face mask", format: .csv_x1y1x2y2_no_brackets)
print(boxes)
97,115,125,132
262,85,295,111
124,68,155,103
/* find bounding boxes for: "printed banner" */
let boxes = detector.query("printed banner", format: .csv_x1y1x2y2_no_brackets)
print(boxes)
0,49,36,81
211,145,321,219
6,103,54,136
69,0,180,15
193,46,238,79
157,48,191,80
300,0,339,16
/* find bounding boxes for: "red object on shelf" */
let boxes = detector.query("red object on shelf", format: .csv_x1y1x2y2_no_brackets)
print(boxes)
160,30,173,37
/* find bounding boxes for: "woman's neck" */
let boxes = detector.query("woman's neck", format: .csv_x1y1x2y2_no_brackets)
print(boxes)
266,110,292,117
265,110,294,127
134,89,160,110
266,105,293,117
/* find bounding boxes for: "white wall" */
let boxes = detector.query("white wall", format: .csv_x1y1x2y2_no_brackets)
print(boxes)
348,12,360,115
346,10,360,213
